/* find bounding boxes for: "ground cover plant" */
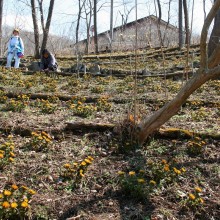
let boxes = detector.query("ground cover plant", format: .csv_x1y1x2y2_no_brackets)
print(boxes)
0,45,219,220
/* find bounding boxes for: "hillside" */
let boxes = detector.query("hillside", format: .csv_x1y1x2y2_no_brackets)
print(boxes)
0,44,219,220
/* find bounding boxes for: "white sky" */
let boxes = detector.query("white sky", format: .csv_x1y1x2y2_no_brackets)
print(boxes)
3,0,213,40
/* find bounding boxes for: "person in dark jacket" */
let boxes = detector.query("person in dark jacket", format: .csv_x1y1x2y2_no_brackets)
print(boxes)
40,49,58,72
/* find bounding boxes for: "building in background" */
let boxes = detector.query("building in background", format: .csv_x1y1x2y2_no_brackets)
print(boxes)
76,15,179,54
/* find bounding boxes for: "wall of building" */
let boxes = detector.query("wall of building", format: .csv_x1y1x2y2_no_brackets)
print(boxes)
76,16,179,54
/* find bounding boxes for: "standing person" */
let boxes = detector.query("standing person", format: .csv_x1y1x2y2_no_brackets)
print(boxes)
40,49,58,72
6,28,24,68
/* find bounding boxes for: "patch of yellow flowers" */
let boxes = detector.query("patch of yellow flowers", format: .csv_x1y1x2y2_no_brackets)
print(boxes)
62,156,94,188
0,135,15,170
0,184,36,219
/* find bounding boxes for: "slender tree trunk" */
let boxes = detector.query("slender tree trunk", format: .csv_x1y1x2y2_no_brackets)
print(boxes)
183,0,190,45
31,0,40,58
179,0,184,49
38,0,45,32
110,0,113,44
41,0,55,53
137,0,220,145
94,0,98,54
75,0,85,54
0,0,3,57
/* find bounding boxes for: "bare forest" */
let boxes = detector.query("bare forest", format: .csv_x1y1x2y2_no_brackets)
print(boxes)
0,0,219,220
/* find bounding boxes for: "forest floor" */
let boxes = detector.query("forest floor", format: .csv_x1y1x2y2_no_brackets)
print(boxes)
0,45,219,220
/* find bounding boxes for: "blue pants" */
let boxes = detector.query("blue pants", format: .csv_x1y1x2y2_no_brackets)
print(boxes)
6,50,20,68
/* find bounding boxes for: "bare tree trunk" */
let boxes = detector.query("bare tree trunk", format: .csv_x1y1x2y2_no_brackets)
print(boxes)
83,0,92,54
179,0,184,49
31,0,40,58
38,0,45,32
137,0,220,145
0,0,3,57
208,0,220,57
154,0,163,46
75,0,85,54
94,0,98,54
41,0,55,53
183,0,190,45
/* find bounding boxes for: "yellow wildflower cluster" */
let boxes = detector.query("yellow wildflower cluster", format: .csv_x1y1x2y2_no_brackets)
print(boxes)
40,99,57,114
27,131,52,151
0,136,15,169
70,101,97,118
62,156,94,187
91,85,104,94
0,90,7,103
0,184,36,219
187,136,206,155
147,158,186,185
96,96,112,112
186,186,204,207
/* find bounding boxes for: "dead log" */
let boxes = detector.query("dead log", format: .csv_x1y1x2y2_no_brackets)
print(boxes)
65,121,115,132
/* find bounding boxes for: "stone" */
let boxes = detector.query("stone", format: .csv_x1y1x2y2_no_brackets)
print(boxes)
28,61,41,71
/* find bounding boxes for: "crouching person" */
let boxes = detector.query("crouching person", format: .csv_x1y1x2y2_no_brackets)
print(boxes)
40,49,58,72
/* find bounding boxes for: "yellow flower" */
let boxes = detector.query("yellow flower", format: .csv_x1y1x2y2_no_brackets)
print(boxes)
149,180,156,185
161,159,167,164
181,167,186,172
10,152,15,157
195,187,202,193
81,161,87,166
31,132,39,136
9,157,14,162
199,198,204,203
164,165,170,172
84,159,92,164
189,193,195,200
173,167,181,175
117,171,125,175
64,163,71,169
2,201,10,208
73,162,78,166
128,171,135,176
0,150,4,154
11,184,18,190
8,135,13,139
0,193,3,198
21,185,28,190
3,190,12,196
29,189,36,195
21,201,29,208
137,178,145,184
87,156,94,161
139,169,145,173
79,169,84,177
11,202,18,208
0,153,4,158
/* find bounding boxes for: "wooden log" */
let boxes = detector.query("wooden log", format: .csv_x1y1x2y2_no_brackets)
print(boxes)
65,121,115,132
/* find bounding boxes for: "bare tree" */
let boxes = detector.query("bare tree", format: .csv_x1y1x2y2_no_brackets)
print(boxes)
94,0,98,53
37,0,45,32
75,0,85,53
31,0,40,58
82,0,93,54
137,0,220,145
183,0,190,45
0,0,3,57
208,0,220,57
40,0,55,54
179,0,184,48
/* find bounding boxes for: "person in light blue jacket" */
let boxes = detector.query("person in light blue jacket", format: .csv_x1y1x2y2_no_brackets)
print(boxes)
6,28,24,68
